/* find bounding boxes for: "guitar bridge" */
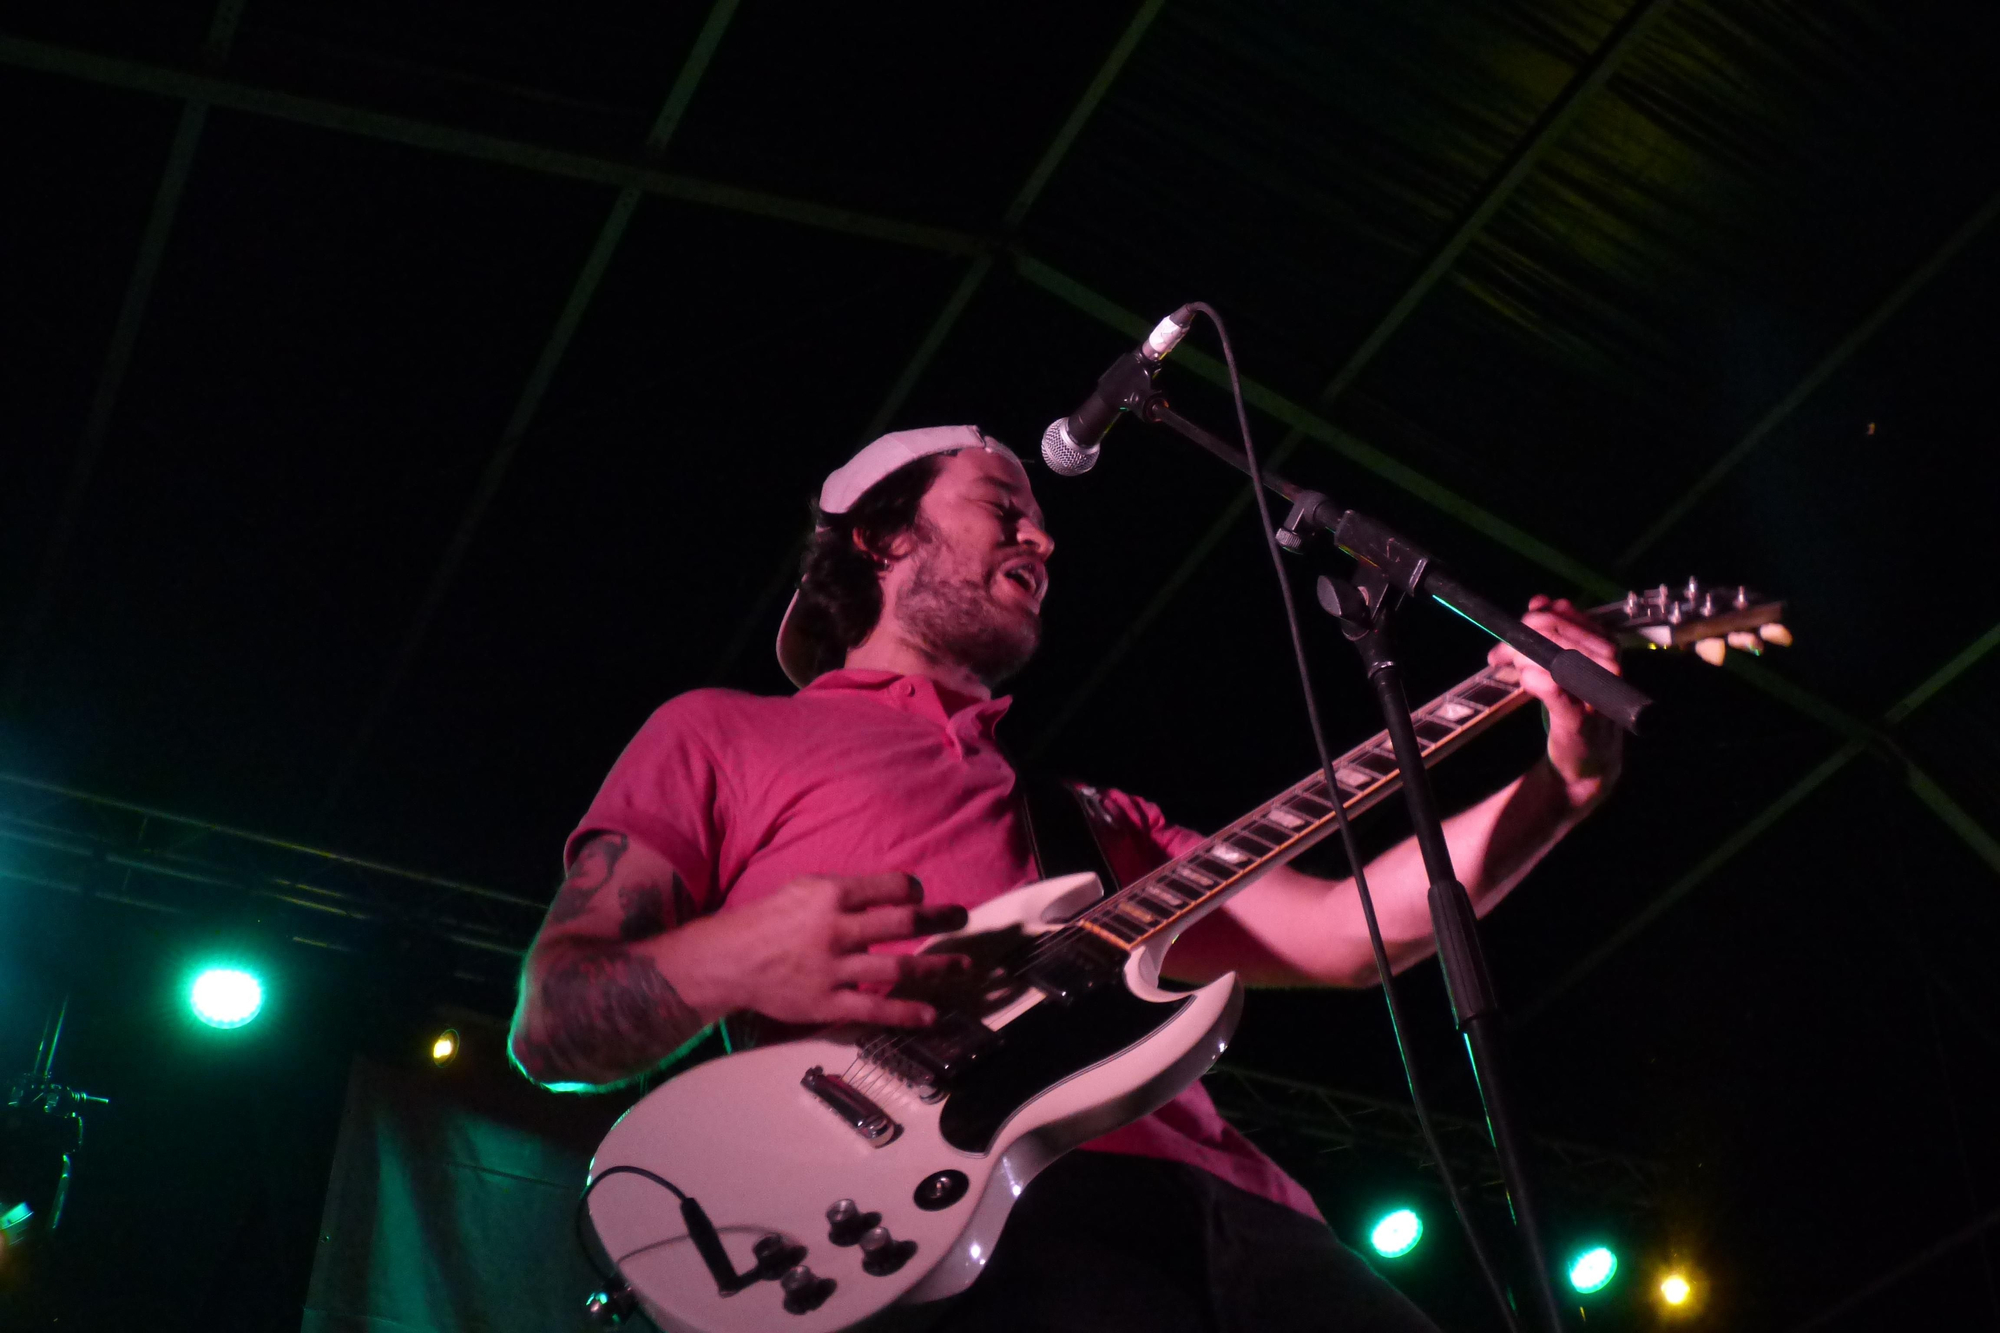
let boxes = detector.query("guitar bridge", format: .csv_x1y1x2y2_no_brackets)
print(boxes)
801,1066,899,1145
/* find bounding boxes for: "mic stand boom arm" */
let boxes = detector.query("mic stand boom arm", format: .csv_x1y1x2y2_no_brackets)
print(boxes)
1136,392,1650,1333
1138,396,1652,732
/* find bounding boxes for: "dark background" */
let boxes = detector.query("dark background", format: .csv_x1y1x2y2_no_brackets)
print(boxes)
3,0,1999,1328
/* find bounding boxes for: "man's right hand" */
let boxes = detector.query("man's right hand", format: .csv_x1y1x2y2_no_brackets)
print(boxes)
695,872,970,1029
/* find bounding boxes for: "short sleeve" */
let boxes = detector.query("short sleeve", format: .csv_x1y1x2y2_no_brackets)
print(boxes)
1083,785,1208,887
565,693,733,915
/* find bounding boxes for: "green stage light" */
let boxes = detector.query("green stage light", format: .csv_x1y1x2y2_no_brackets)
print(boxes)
1368,1208,1423,1258
190,968,263,1029
1568,1245,1618,1294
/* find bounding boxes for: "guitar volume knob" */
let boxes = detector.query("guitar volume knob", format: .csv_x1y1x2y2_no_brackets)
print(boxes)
858,1225,916,1276
826,1199,878,1246
780,1265,835,1315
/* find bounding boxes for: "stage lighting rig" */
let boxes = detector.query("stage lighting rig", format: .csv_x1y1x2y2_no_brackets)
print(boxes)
1367,1208,1424,1258
1567,1245,1619,1294
189,967,264,1029
1,998,106,1261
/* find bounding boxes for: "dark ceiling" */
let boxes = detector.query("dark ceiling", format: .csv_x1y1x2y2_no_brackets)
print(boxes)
4,0,2000,1328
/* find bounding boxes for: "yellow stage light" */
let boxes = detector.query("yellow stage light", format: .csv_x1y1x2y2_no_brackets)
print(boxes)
1661,1273,1692,1305
431,1029,459,1066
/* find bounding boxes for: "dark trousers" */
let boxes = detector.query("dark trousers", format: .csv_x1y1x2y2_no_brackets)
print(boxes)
928,1151,1441,1333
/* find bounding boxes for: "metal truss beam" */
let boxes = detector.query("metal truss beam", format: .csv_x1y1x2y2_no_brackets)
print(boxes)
858,0,1168,441
1520,619,2000,1025
1012,256,2000,876
706,0,1168,684
317,0,741,821
1320,0,1675,408
1021,0,1673,751
0,32,986,258
0,772,540,989
4,3,245,713
1204,1065,1667,1212
1618,180,2000,570
1785,1201,2000,1333
11,22,1994,900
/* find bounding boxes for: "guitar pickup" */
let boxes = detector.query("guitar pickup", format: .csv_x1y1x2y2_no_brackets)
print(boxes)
802,1067,898,1145
894,1012,996,1083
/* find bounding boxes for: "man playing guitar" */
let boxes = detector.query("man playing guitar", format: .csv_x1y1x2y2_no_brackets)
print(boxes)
509,425,1622,1331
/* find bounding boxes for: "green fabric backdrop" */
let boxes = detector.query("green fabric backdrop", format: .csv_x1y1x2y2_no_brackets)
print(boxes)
302,1038,636,1333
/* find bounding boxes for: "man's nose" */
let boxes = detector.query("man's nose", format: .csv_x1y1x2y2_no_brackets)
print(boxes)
1020,520,1055,560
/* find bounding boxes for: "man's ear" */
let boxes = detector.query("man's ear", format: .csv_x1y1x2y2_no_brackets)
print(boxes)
853,525,919,565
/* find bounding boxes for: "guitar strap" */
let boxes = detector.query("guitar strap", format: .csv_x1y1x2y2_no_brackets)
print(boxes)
1014,772,1123,892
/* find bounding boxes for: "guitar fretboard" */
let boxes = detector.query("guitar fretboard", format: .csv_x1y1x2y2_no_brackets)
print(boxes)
1069,660,1532,951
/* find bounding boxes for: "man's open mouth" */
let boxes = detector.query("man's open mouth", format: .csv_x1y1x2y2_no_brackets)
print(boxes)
999,562,1043,603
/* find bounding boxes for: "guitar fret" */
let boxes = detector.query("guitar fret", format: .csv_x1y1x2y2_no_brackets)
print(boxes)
1069,658,1532,953
1076,918,1137,950
1192,852,1240,880
1223,831,1274,857
1089,913,1145,944
1243,818,1295,845
1112,901,1160,928
1413,717,1456,745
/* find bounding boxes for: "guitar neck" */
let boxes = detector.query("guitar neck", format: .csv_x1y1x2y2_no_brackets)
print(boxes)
1069,660,1533,952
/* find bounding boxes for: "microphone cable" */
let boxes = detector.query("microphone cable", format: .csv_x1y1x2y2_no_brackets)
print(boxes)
1184,301,1522,1333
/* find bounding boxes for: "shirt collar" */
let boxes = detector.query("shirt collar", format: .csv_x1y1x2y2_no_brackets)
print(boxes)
802,668,1013,740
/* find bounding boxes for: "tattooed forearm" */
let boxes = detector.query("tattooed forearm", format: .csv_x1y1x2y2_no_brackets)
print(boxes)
616,871,699,940
514,948,703,1087
618,882,667,941
545,832,629,927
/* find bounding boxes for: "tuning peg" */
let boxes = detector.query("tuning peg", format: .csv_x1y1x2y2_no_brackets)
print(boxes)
1726,631,1762,654
1758,623,1793,647
1694,637,1727,666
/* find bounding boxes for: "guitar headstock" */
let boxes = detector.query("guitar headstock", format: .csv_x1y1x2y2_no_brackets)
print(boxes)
1589,578,1792,666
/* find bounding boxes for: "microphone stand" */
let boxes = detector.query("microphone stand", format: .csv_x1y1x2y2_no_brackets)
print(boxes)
1133,392,1651,1333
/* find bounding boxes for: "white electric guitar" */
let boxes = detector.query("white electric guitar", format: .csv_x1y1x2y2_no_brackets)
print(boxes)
584,581,1788,1333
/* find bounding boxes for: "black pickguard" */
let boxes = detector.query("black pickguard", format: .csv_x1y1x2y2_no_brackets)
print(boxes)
936,983,1192,1154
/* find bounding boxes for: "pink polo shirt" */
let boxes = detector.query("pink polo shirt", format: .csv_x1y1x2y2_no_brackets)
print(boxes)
569,668,1322,1220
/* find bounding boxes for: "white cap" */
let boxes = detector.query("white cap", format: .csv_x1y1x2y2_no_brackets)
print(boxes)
775,426,1020,688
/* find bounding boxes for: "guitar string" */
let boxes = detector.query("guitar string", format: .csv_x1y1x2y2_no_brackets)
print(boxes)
1056,664,1525,946
858,666,1527,1078
851,665,1530,1086
850,583,1762,1086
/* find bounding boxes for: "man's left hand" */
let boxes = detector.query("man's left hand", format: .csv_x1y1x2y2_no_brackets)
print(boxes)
1488,595,1623,808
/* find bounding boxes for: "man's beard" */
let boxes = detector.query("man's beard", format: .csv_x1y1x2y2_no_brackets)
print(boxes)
896,533,1040,686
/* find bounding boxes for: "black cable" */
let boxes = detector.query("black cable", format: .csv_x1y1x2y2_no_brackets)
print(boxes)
574,1164,686,1286
1185,302,1522,1333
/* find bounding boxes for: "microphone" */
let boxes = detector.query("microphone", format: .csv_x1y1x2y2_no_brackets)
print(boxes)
1041,305,1194,476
